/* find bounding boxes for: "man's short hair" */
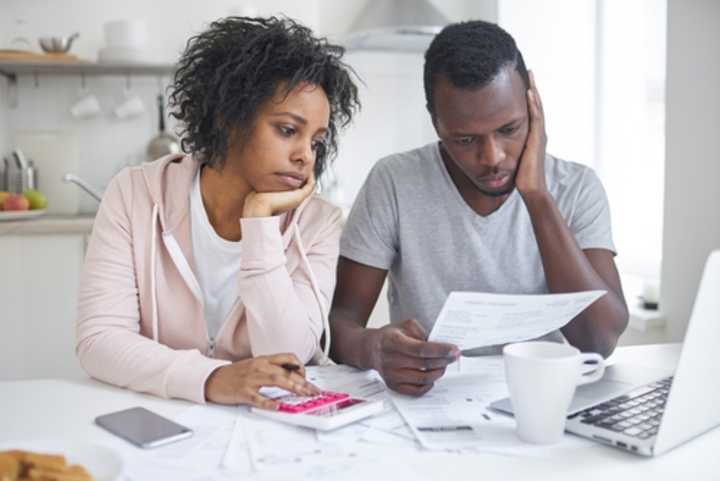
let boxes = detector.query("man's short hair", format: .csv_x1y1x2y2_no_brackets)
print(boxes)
424,20,529,115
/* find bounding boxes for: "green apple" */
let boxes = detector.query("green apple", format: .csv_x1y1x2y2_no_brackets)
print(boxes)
22,189,48,210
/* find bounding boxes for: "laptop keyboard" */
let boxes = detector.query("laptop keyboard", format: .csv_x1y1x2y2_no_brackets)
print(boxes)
575,376,673,439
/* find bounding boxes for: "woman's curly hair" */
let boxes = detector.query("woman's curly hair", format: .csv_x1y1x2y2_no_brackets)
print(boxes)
169,16,360,178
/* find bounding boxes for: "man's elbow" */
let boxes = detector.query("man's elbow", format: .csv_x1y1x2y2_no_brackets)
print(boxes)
593,309,629,358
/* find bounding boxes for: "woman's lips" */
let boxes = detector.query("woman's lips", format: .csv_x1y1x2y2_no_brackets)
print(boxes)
275,172,306,189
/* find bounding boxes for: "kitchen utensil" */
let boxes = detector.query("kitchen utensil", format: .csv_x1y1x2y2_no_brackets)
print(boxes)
2,156,19,192
114,88,145,119
104,19,147,47
70,90,101,119
3,152,23,192
13,149,27,169
39,32,79,54
14,131,80,215
63,174,103,202
146,93,180,161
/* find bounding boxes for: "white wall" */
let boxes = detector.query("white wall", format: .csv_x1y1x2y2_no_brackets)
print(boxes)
661,0,720,341
0,0,494,212
0,0,318,211
498,0,596,171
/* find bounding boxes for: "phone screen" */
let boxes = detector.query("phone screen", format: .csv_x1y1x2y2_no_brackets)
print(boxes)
95,407,193,448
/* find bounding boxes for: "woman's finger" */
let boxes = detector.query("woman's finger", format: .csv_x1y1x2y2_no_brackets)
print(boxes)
246,391,280,411
256,365,319,396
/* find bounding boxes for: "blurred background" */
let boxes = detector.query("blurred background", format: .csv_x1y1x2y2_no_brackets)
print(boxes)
1,0,718,380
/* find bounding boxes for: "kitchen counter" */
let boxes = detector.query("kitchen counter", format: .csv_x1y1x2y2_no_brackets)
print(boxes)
0,214,95,235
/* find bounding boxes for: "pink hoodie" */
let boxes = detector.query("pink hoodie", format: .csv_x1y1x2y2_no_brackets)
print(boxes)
76,154,342,404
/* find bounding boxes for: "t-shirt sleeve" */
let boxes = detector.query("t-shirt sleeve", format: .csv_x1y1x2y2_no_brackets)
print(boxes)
340,161,399,269
570,168,617,254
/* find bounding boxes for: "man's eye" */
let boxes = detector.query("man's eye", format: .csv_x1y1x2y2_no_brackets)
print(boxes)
498,125,518,135
456,136,475,146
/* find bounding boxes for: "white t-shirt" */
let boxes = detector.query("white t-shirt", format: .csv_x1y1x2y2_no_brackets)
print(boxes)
190,168,242,342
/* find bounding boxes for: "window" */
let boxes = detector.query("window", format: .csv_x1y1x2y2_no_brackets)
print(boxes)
499,0,667,290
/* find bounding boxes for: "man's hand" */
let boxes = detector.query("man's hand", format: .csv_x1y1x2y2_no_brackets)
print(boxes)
243,173,316,218
369,319,460,396
205,353,320,408
515,71,548,197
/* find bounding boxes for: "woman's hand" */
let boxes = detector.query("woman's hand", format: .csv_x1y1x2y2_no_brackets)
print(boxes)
243,173,316,218
204,353,320,409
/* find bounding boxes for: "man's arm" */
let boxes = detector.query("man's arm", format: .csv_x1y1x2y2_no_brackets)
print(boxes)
329,257,387,369
523,193,628,357
330,257,459,395
517,72,628,357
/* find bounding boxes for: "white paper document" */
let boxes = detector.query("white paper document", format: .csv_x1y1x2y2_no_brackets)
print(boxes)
391,360,516,450
428,290,606,351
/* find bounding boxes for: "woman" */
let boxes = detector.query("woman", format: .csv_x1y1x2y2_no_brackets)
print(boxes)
76,17,359,409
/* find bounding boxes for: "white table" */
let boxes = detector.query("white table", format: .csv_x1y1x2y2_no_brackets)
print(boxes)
1,344,719,480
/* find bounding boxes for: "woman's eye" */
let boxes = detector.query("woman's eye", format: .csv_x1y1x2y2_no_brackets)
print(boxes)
311,139,326,153
278,125,296,136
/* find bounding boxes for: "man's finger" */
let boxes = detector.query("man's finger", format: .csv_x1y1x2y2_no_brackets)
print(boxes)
397,319,427,340
382,352,456,371
386,367,446,386
387,332,459,359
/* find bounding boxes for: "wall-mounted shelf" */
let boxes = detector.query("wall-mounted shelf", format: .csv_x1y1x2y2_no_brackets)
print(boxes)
0,59,176,108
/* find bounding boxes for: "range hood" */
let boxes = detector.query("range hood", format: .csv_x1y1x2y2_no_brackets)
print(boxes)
342,0,450,52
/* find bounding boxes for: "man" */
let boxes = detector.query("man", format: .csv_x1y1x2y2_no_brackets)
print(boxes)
329,20,628,396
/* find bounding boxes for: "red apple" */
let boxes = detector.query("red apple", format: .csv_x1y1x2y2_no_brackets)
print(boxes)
0,192,9,210
3,193,30,211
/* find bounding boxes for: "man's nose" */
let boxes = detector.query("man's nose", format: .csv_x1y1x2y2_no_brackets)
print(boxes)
477,135,505,167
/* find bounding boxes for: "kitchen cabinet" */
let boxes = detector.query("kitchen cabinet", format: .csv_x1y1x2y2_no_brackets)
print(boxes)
0,218,93,380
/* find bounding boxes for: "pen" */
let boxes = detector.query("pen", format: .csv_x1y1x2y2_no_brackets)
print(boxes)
281,362,301,372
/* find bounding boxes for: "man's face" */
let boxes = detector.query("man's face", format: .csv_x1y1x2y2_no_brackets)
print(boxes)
432,67,529,197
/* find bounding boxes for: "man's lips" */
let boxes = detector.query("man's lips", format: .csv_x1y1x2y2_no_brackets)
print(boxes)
477,172,511,189
275,172,306,189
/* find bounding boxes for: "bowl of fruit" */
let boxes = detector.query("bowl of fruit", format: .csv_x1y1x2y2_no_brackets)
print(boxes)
0,189,48,221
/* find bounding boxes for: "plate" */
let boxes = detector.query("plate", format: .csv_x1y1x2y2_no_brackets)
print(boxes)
0,440,123,481
0,209,47,221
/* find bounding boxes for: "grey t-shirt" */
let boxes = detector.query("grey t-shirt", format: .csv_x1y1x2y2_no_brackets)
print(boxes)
340,142,616,349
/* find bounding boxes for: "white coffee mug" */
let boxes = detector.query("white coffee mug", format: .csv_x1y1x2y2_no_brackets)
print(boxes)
114,91,145,119
70,92,101,119
503,341,606,444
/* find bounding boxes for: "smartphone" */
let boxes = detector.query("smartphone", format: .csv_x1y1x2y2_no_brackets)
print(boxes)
95,407,193,448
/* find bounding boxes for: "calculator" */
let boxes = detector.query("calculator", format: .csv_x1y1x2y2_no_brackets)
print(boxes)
251,389,385,430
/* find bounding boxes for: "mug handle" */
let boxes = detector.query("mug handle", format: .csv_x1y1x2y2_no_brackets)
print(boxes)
577,352,605,385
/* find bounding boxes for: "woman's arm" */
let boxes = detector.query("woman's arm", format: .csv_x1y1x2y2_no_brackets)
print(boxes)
76,171,230,404
238,204,342,363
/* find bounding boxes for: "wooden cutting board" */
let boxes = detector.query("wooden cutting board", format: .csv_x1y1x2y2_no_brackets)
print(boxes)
0,50,86,63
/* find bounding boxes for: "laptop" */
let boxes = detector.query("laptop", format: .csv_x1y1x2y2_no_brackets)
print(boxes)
491,249,720,456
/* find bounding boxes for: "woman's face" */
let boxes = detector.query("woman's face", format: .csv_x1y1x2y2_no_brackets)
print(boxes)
226,81,330,192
